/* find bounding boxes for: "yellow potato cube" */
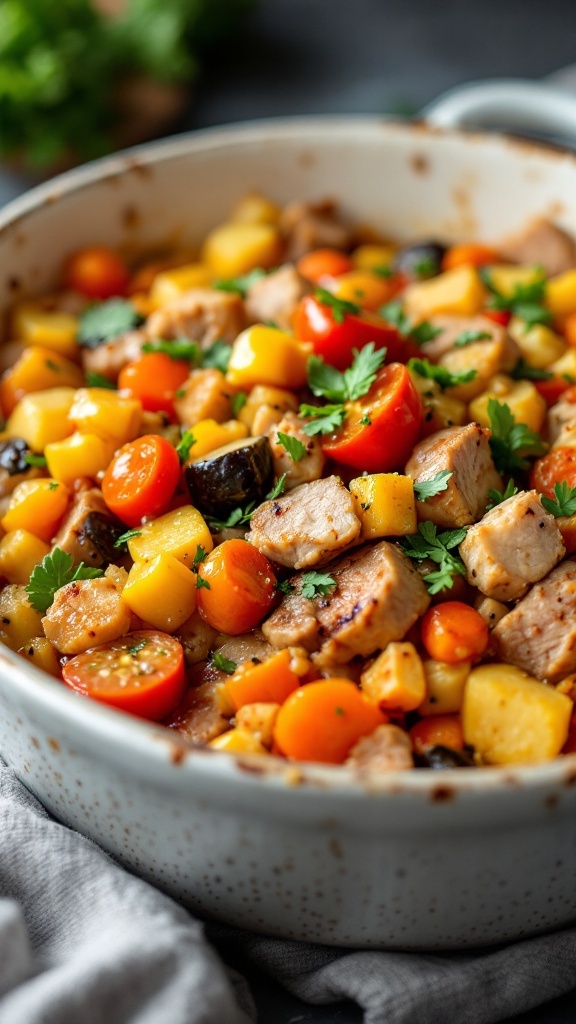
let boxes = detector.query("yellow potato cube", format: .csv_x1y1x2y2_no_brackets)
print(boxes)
18,636,61,676
352,244,396,272
149,263,213,307
128,505,213,568
0,584,44,649
209,727,267,754
7,387,77,451
349,474,417,538
546,268,576,318
202,222,281,278
234,702,280,747
227,326,309,390
508,318,566,368
469,379,547,434
462,663,572,764
2,479,70,542
0,532,50,586
549,348,576,381
68,388,142,445
12,303,80,360
186,419,248,461
230,192,281,225
361,642,426,711
45,432,115,487
485,263,544,297
404,265,486,320
419,660,471,715
122,554,197,632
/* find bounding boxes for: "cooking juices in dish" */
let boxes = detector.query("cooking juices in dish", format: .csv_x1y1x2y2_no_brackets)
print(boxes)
1,192,576,771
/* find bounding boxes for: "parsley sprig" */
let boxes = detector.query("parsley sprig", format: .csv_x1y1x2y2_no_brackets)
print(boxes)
379,301,441,346
413,470,453,502
400,522,467,595
277,432,307,462
142,338,201,363
26,548,104,613
206,475,287,532
454,329,491,348
78,299,143,349
215,268,268,297
509,359,553,382
212,652,237,674
299,345,386,437
407,357,477,391
480,270,552,331
487,399,546,474
541,482,576,518
301,571,337,599
202,339,233,374
175,430,196,464
486,479,519,511
314,288,360,323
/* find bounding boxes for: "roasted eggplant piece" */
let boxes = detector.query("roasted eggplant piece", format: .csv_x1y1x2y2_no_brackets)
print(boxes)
415,745,476,770
0,437,45,498
184,435,274,518
393,241,446,280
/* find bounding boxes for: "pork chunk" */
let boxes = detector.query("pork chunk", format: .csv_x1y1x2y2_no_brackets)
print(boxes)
280,199,352,261
145,288,244,349
173,368,232,427
42,577,132,654
420,314,507,363
81,329,146,383
497,218,576,277
548,394,576,443
267,412,325,491
249,475,361,569
52,488,124,568
460,490,565,601
262,541,430,664
345,724,414,772
244,265,311,331
405,423,502,528
492,559,576,682
165,664,232,744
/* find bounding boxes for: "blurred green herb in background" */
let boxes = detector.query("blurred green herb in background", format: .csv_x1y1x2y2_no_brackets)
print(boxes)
0,0,255,169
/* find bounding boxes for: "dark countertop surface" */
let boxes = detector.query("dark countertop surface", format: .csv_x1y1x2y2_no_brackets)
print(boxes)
1,1,576,1020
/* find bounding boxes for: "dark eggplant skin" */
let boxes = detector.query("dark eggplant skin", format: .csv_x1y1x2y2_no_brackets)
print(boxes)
414,745,476,770
393,241,446,280
0,437,31,476
77,512,126,566
184,436,274,518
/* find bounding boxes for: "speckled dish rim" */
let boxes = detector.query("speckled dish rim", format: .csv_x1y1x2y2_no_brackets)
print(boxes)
1,115,575,800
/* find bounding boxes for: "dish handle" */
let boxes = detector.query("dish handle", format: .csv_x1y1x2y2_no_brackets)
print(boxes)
422,79,576,145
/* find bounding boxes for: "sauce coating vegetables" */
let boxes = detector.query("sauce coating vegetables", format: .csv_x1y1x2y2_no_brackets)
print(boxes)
2,193,576,770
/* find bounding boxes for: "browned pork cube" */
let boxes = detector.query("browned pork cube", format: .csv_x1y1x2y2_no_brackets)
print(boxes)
245,265,311,331
145,288,244,347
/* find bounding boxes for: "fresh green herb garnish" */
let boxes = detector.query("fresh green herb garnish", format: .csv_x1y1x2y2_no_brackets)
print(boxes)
48,482,59,491
193,545,208,567
84,372,117,390
298,403,347,436
299,344,386,436
360,415,371,426
202,339,233,374
175,430,196,463
480,270,552,331
231,392,247,417
196,576,211,590
215,268,267,297
24,453,47,468
372,264,393,278
541,482,576,518
407,357,477,391
300,571,337,600
142,338,201,363
379,300,441,346
128,640,147,656
276,431,307,462
266,474,287,500
212,652,237,674
413,470,453,501
314,287,360,323
114,528,142,549
454,330,492,348
486,479,519,511
26,547,104,613
45,359,60,372
486,399,546,474
78,299,143,348
400,522,467,595
413,255,440,279
206,475,286,532
510,359,553,382
274,579,295,596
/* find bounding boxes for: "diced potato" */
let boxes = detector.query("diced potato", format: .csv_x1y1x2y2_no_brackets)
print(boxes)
403,265,486,320
173,368,232,428
149,263,213,308
18,636,61,676
68,388,142,445
549,348,576,381
469,379,547,434
186,419,248,461
413,375,468,435
234,702,280,747
546,268,576,318
485,263,544,297
473,596,510,631
349,474,417,539
238,385,298,431
11,303,80,360
127,505,213,568
361,641,426,711
0,530,50,585
462,663,572,764
352,243,396,272
0,346,84,417
419,660,471,715
438,339,515,401
508,318,566,368
209,727,268,754
2,479,70,543
122,554,197,632
6,387,77,451
0,584,44,650
202,222,281,278
329,271,392,311
45,432,115,487
230,192,281,226
227,325,309,390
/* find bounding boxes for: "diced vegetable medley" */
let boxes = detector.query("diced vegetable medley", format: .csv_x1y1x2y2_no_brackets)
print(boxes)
2,192,576,770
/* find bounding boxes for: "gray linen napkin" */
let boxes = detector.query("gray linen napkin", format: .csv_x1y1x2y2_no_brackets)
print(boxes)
2,757,576,1024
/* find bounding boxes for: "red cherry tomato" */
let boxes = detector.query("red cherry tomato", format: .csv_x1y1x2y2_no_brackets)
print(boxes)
534,375,575,407
530,446,576,499
293,294,417,370
62,631,185,720
482,309,511,327
421,602,490,664
102,434,181,526
118,352,190,415
64,246,129,299
297,249,354,283
321,363,423,471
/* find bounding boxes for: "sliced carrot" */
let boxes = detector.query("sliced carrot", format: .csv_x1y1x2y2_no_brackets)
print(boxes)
410,714,464,754
102,434,181,527
297,248,354,283
118,351,190,415
196,539,276,634
442,243,500,272
421,602,489,664
227,649,300,711
273,679,387,764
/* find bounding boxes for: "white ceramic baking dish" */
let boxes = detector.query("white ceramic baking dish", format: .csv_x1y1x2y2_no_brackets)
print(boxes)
1,93,576,949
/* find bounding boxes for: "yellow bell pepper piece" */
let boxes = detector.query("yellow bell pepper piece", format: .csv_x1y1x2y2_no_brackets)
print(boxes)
202,222,281,278
122,553,197,632
329,271,392,312
404,265,486,319
469,379,547,434
349,474,417,539
351,244,396,272
0,531,50,586
227,325,309,390
185,419,248,461
361,642,426,712
1,346,84,415
7,387,77,451
149,263,213,308
45,432,115,487
128,505,213,568
68,388,142,446
546,268,576,318
11,303,80,360
2,479,70,543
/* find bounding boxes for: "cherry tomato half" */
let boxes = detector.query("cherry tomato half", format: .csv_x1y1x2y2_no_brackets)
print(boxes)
196,539,277,635
118,352,190,415
321,363,423,472
421,602,489,664
293,294,417,370
534,375,575,407
530,446,576,499
102,434,181,526
64,246,129,299
482,308,511,328
62,631,186,721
